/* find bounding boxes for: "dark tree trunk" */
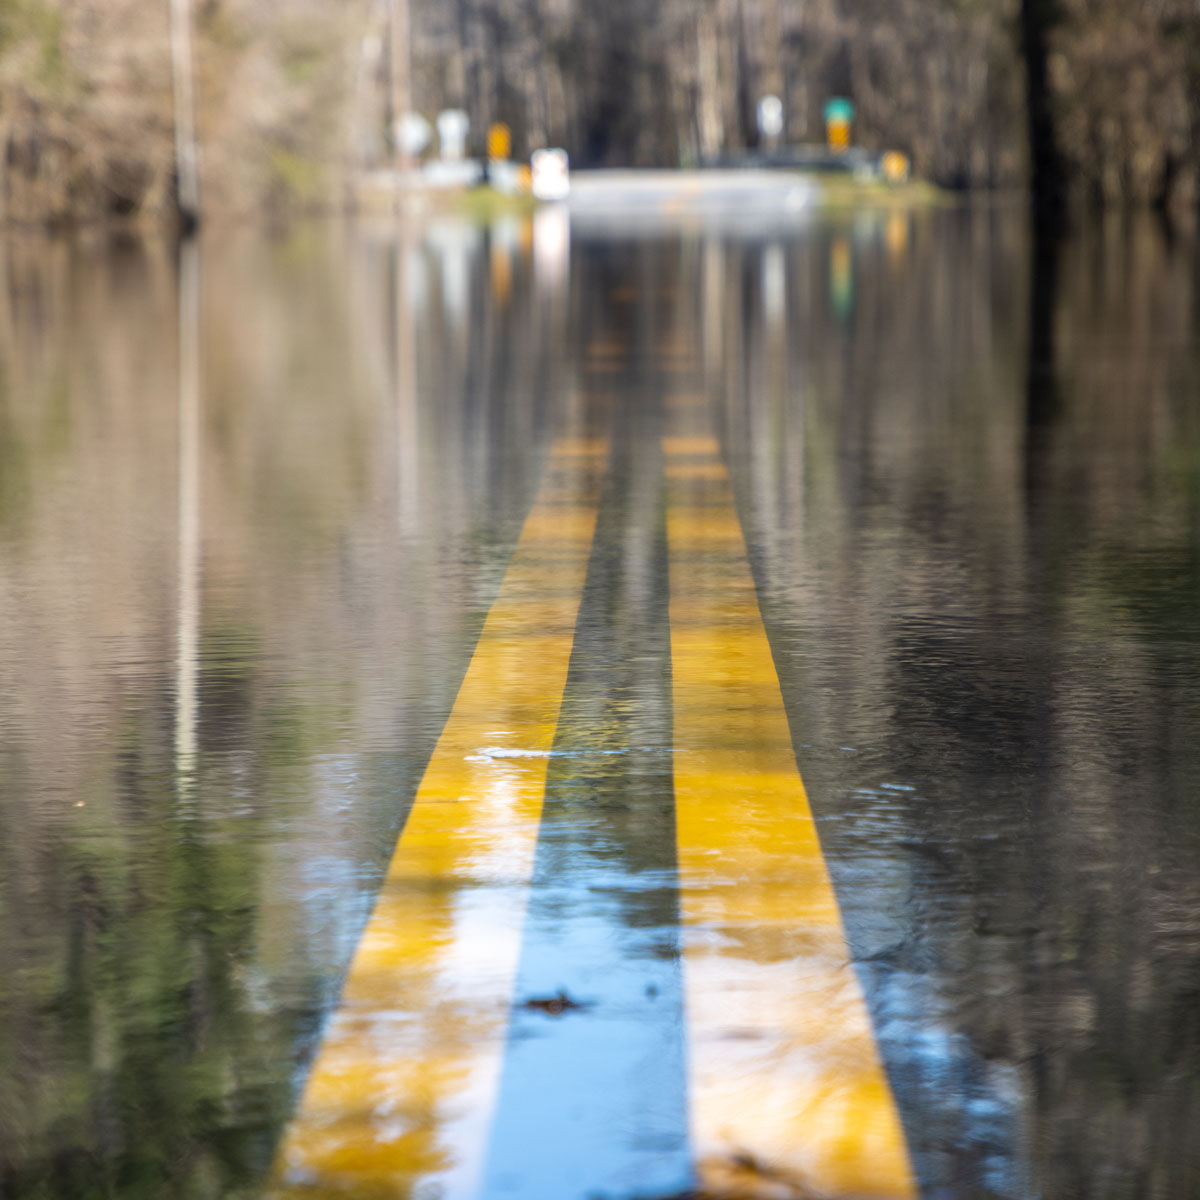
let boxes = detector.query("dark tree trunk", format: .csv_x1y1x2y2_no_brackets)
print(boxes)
1020,0,1064,217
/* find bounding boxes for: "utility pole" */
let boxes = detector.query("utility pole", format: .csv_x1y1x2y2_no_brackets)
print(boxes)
169,0,200,225
388,0,413,170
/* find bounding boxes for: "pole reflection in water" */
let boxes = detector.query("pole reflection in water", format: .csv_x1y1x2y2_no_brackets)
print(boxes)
175,235,201,787
393,227,419,536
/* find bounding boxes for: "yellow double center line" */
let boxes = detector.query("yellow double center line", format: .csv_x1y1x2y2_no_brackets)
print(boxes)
270,437,606,1200
271,416,915,1198
665,431,916,1200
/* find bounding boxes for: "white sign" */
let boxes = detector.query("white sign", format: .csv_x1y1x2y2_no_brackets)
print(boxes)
396,112,432,158
531,148,570,201
436,109,470,160
757,94,784,140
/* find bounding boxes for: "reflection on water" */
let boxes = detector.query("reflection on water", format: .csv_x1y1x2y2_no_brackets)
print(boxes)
0,217,572,1199
271,435,606,1200
663,424,914,1200
703,210,1200,1198
0,203,1199,1198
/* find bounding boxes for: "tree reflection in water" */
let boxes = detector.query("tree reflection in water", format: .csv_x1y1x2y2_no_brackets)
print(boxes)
0,207,1198,1198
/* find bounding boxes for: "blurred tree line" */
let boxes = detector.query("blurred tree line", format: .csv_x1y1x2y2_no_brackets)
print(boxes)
0,0,367,224
0,0,1197,222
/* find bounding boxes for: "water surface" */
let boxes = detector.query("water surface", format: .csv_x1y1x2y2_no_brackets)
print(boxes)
1,205,1199,1199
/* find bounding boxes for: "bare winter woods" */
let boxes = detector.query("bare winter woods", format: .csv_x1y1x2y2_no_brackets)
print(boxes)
1,0,1198,223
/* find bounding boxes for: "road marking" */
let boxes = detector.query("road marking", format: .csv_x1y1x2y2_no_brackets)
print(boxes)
664,432,917,1200
478,425,692,1200
269,438,605,1200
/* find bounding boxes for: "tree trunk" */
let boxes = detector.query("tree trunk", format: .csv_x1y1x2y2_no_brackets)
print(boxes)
1020,0,1063,215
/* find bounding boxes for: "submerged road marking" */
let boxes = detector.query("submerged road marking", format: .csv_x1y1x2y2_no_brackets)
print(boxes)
478,423,691,1200
270,438,606,1200
664,432,917,1200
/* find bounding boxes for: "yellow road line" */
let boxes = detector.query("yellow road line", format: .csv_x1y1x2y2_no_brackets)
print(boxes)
664,434,916,1200
270,438,606,1200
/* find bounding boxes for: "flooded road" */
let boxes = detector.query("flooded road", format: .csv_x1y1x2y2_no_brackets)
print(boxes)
2,205,1200,1199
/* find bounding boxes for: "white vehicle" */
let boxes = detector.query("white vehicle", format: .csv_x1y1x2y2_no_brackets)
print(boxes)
531,148,570,201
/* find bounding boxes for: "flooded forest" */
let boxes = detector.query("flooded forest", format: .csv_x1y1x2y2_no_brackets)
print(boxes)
1,0,1199,224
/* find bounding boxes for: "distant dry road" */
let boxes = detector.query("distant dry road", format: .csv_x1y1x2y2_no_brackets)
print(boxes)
566,168,819,225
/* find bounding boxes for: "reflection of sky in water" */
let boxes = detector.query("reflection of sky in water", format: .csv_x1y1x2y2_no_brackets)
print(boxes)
481,873,691,1199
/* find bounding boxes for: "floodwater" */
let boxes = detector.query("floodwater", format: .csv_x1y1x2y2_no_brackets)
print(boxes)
1,201,1199,1200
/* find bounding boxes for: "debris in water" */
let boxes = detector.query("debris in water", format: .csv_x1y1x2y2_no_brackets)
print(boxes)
520,988,590,1016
